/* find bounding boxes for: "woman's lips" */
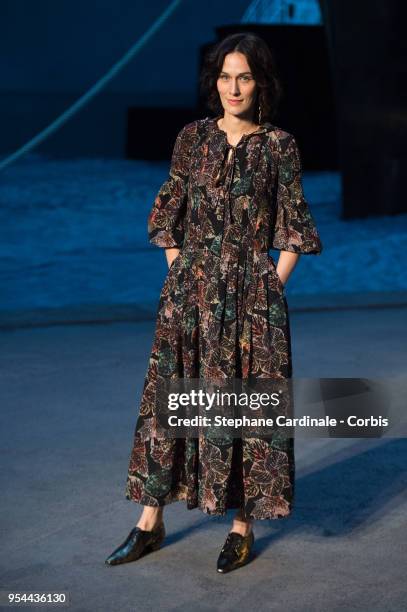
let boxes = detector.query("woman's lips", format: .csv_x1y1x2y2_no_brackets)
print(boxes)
228,99,242,105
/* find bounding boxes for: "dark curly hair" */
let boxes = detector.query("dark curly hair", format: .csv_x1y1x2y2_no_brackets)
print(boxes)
199,32,283,122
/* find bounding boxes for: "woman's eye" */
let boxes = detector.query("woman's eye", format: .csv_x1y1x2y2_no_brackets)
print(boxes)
218,75,252,82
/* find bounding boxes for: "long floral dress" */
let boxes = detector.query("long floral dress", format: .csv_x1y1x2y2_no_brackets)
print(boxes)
124,114,323,520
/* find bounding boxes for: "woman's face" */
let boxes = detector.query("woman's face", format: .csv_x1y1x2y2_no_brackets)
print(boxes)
216,51,258,120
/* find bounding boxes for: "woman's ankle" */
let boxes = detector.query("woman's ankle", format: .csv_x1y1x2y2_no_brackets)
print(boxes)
136,507,164,531
231,515,253,537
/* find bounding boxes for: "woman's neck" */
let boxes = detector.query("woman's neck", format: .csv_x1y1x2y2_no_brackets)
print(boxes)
218,114,260,138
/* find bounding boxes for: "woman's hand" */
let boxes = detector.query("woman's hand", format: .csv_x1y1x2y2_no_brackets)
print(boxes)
165,247,181,269
276,251,300,287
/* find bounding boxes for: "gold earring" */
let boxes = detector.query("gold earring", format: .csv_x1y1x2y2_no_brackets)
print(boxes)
258,103,262,124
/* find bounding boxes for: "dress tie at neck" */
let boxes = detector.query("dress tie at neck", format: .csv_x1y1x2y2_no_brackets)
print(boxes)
214,146,235,188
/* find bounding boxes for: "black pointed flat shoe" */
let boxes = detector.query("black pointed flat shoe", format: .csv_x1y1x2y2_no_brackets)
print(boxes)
105,522,165,566
217,530,254,574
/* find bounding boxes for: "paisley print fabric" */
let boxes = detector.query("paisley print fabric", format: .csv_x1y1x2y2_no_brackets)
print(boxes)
124,115,323,520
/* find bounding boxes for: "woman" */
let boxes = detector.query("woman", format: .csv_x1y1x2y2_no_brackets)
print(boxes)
105,32,322,573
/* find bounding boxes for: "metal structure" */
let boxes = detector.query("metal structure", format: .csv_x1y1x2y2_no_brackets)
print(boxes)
241,0,322,24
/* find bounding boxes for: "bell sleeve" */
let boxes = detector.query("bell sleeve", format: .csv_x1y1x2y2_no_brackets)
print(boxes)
147,123,194,249
271,133,323,254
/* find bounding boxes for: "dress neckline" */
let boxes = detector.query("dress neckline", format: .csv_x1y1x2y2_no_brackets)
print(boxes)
210,114,271,148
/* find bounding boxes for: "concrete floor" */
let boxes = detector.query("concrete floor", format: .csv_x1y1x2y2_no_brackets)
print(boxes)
1,303,406,611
